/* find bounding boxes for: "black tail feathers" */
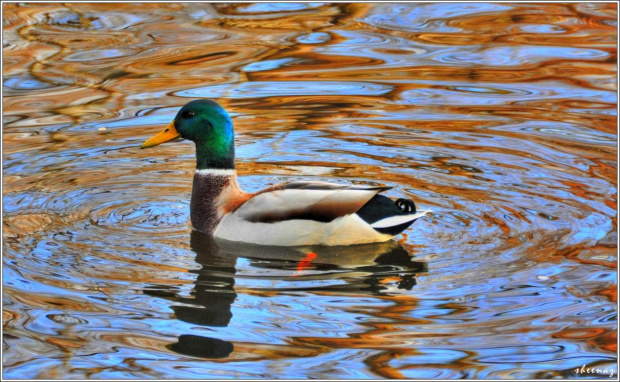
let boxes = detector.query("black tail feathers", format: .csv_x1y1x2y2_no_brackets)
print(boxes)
395,198,416,213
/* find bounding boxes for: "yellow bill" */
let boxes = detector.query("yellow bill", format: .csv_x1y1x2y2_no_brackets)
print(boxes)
141,121,180,149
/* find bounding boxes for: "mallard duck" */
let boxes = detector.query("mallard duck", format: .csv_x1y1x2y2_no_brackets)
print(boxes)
141,100,428,246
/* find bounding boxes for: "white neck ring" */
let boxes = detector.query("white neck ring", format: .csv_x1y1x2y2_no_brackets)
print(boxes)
195,168,236,176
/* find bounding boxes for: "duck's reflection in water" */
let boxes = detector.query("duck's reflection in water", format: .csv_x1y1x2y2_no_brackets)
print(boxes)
147,231,427,359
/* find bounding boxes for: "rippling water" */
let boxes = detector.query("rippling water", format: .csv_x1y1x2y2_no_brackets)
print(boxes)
3,2,617,379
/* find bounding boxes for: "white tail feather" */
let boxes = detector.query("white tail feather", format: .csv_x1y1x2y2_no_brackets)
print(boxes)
370,210,430,229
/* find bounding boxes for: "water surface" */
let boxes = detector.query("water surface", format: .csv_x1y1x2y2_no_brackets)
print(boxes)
3,2,617,379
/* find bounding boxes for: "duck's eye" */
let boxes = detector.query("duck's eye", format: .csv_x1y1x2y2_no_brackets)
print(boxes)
182,111,196,119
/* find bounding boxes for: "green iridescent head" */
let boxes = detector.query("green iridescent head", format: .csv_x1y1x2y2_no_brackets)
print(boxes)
141,99,235,169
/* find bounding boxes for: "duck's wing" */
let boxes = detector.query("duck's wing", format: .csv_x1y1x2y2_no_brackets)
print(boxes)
259,181,391,192
235,181,392,224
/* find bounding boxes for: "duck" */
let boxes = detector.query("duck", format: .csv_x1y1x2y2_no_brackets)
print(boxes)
141,99,429,246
